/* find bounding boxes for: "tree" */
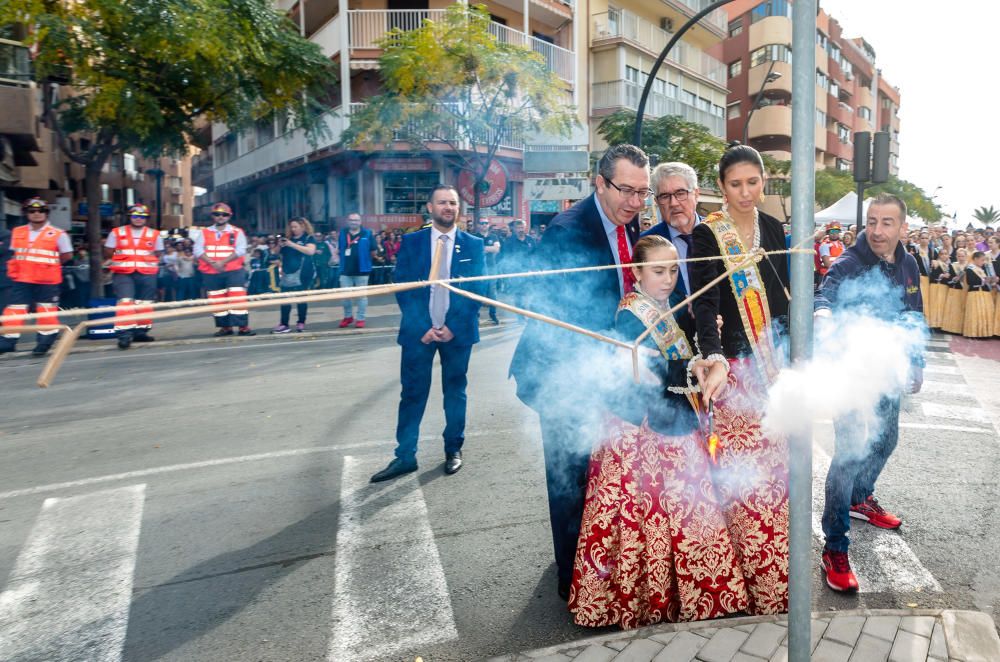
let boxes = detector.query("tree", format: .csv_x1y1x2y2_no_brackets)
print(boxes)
867,175,942,224
814,168,855,208
595,109,726,187
761,154,790,222
342,4,577,224
2,0,336,295
972,205,1000,225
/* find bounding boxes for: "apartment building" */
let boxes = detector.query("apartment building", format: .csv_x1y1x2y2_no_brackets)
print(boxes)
715,0,902,218
209,0,586,233
0,27,196,232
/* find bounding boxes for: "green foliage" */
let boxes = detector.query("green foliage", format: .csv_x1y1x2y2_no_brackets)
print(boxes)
867,175,942,223
595,109,726,186
2,0,337,156
972,205,1000,224
814,168,855,208
342,4,577,193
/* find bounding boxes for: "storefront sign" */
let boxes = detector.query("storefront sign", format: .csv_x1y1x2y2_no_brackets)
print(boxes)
458,160,507,207
524,177,591,200
368,157,434,172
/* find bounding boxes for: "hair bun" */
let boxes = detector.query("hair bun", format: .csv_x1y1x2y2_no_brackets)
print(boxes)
726,140,742,149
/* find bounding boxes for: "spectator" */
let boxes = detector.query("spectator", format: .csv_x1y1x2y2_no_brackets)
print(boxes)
158,244,179,302
371,233,388,285
500,219,536,315
313,231,333,289
471,218,500,325
337,213,375,328
247,248,272,295
272,217,318,333
175,247,197,300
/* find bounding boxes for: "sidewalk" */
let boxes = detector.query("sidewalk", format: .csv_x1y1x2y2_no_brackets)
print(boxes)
486,609,1000,662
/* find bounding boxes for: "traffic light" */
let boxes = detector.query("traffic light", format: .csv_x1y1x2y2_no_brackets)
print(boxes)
872,132,891,184
852,131,870,183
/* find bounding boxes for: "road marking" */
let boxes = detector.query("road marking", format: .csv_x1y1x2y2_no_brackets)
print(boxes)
926,339,951,348
815,419,992,434
923,364,960,375
812,448,940,594
917,380,969,397
921,402,991,425
0,484,145,662
329,456,457,661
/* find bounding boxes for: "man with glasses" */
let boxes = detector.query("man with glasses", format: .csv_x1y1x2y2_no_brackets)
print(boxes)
642,162,702,298
471,218,501,324
104,204,163,349
509,143,650,600
0,197,73,356
192,202,255,336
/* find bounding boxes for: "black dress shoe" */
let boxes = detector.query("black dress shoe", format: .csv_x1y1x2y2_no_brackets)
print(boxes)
370,458,418,483
132,334,155,343
444,451,462,475
31,344,52,357
557,580,570,601
237,328,256,336
214,328,234,337
117,335,132,350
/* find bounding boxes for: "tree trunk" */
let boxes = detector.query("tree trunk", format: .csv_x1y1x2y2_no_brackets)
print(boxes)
85,162,105,299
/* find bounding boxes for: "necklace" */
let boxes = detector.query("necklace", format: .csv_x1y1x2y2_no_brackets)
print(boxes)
727,208,760,249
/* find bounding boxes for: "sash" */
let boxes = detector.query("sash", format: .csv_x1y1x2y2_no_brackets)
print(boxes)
618,291,693,360
703,211,782,384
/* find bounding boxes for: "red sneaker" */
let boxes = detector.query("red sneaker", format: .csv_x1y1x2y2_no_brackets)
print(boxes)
822,549,859,592
850,496,902,529
338,317,354,328
355,320,366,329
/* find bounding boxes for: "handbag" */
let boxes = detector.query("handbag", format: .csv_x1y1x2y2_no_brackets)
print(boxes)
279,260,304,288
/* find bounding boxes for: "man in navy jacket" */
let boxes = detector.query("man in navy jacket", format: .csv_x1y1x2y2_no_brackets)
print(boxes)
371,185,485,482
815,192,925,593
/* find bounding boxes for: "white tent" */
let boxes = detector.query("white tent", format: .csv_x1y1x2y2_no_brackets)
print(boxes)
814,191,866,228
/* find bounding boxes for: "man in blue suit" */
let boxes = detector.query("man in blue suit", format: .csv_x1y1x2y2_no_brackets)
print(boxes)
641,161,702,298
371,185,486,482
508,144,650,599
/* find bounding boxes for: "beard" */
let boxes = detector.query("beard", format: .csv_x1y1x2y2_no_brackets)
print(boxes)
432,214,456,229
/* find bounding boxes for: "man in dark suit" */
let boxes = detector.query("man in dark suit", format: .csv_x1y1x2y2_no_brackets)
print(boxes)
508,144,651,599
371,185,486,482
641,161,702,298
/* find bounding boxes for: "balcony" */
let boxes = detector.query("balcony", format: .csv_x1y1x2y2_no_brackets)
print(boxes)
660,0,728,36
591,10,725,85
591,80,725,138
311,13,342,58
746,104,791,140
347,10,575,82
0,38,31,87
347,101,525,152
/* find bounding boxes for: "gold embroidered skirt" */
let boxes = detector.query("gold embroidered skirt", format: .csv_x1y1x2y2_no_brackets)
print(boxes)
994,293,1000,335
926,283,948,329
919,275,930,317
963,292,994,338
941,288,967,334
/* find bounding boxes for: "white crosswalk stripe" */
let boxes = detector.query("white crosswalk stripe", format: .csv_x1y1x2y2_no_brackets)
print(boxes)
918,380,969,397
923,364,960,375
921,401,991,425
328,456,458,661
0,484,146,662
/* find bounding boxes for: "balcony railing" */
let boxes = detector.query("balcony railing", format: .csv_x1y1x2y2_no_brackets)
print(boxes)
671,0,729,34
348,102,524,151
592,10,724,85
591,79,725,138
348,10,575,82
0,39,32,87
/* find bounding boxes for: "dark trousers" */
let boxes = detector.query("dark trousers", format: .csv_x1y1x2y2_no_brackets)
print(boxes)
822,395,901,552
202,270,249,328
1,281,61,349
279,285,308,325
394,340,472,460
539,411,592,588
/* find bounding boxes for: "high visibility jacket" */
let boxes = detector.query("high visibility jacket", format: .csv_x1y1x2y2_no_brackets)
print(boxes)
198,226,245,273
109,226,159,275
7,224,65,285
819,240,845,276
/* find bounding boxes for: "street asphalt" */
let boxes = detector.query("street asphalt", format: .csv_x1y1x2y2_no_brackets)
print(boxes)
1,315,999,661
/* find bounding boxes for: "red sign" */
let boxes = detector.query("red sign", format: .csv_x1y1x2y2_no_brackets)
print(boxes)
368,158,434,172
458,160,508,207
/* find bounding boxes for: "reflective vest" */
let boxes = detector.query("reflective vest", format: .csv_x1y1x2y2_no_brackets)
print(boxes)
818,240,845,276
109,226,159,275
7,224,65,285
198,226,245,273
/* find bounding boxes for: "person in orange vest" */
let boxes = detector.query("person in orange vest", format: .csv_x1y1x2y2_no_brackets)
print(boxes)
191,202,255,336
0,197,73,356
103,204,164,349
818,222,846,277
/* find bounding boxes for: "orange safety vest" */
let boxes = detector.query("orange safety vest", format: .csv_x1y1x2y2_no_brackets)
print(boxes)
109,226,159,275
7,224,65,285
198,226,246,274
818,240,845,276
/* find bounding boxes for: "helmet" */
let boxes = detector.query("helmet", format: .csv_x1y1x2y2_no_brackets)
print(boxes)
128,204,150,217
827,222,841,233
211,202,233,216
22,197,49,213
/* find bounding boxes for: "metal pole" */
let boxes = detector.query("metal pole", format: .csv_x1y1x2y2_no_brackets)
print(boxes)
742,58,777,145
789,0,817,660
856,181,865,235
632,0,732,145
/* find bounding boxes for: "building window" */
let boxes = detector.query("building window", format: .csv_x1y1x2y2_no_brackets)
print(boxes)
836,158,851,171
256,117,275,146
680,89,697,106
816,30,828,49
858,106,872,121
764,178,786,195
816,109,827,127
727,102,741,120
100,184,110,202
126,188,135,206
169,175,183,189
697,96,712,112
383,172,439,215
750,44,792,68
215,134,237,166
751,0,791,23
728,17,743,37
625,65,640,84
816,70,828,90
652,78,666,95
712,104,725,118
123,153,136,175
837,123,850,143
171,203,184,216
667,83,678,98
728,59,742,78
829,82,840,98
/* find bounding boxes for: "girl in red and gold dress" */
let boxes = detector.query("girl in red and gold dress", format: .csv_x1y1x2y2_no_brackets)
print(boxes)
568,235,750,629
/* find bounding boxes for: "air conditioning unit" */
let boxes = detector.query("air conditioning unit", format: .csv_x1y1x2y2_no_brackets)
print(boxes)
660,18,674,32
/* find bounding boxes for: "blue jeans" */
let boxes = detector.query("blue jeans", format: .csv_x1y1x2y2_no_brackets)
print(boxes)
394,341,472,460
339,274,368,319
822,395,900,552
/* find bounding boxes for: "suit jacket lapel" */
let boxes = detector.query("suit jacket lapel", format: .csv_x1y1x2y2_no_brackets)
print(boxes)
584,195,615,266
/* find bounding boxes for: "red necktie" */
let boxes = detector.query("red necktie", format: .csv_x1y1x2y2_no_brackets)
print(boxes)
616,225,636,294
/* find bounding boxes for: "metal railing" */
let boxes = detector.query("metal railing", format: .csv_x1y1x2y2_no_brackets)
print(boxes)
0,39,31,87
592,10,724,84
667,0,728,33
349,10,575,82
591,79,725,137
349,101,524,151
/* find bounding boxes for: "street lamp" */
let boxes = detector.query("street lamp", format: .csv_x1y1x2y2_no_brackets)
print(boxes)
742,61,783,146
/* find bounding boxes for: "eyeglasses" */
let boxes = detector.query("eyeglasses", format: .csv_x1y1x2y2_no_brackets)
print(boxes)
605,179,652,200
26,209,47,214
655,189,691,204
212,212,231,218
